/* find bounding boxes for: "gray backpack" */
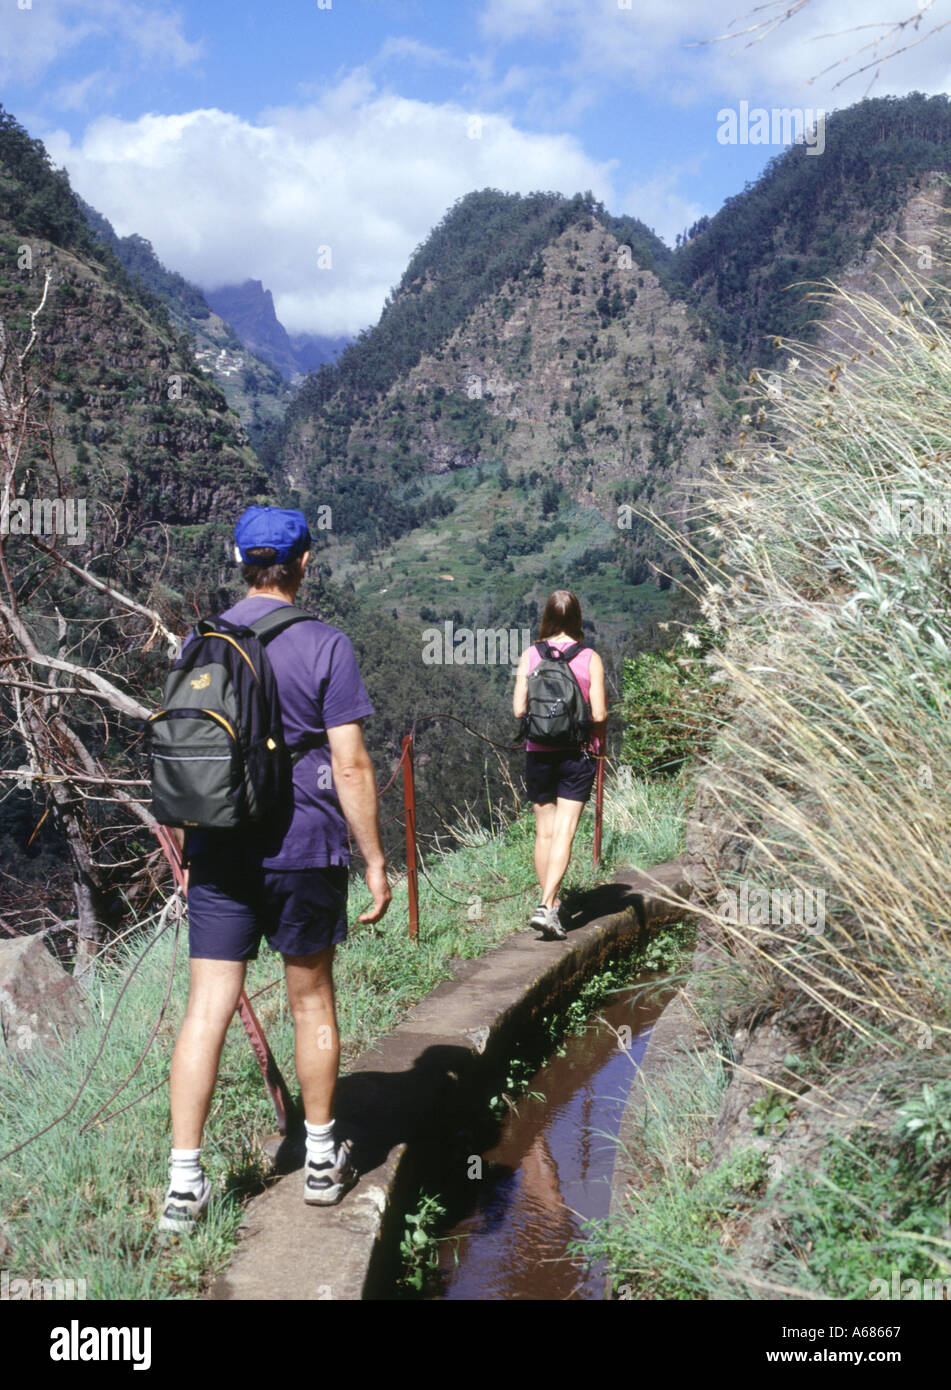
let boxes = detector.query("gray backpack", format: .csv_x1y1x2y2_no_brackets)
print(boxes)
522,641,593,746
147,606,322,829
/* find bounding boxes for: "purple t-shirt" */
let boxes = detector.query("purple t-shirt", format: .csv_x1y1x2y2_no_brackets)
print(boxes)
184,596,374,869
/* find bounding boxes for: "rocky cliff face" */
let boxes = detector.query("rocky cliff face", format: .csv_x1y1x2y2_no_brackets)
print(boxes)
202,279,350,382
0,221,268,610
811,171,951,358
75,197,291,430
280,206,734,635
360,217,724,525
204,279,300,380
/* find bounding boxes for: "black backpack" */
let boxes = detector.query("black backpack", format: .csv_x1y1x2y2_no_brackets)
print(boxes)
147,605,323,830
521,641,594,747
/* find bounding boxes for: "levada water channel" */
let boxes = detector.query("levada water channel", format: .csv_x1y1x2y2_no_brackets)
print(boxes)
389,972,673,1301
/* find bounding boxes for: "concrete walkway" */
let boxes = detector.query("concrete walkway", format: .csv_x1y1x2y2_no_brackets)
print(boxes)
210,860,689,1302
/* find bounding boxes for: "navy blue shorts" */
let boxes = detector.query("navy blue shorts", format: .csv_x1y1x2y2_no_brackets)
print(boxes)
525,749,596,805
186,859,349,961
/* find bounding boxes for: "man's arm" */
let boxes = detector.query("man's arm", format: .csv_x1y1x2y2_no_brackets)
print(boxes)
326,720,391,923
166,826,189,894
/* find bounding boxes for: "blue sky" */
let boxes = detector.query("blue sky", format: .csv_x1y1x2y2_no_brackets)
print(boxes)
3,0,949,336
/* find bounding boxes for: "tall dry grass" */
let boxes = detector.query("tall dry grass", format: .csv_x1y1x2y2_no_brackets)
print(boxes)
651,231,951,1054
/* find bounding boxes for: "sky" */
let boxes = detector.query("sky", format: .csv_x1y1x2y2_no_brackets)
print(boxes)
3,0,950,337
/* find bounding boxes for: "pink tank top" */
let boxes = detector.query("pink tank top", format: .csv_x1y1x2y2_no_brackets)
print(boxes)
525,638,594,752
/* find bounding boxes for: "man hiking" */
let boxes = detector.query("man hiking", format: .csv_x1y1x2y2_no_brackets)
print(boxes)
159,505,391,1232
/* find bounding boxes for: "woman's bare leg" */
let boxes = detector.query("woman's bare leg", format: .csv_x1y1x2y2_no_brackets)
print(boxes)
540,798,586,908
533,801,556,899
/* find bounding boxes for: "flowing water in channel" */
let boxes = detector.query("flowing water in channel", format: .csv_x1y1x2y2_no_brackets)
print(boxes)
427,979,670,1301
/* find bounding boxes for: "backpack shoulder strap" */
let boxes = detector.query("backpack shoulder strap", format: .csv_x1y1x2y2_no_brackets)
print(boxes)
536,640,586,663
544,641,591,712
195,616,238,637
247,605,320,643
246,607,329,761
176,617,251,669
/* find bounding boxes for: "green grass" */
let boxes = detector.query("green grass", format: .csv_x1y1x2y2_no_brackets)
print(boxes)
774,1130,951,1299
575,1037,951,1301
569,1044,747,1300
0,769,684,1299
766,1071,951,1299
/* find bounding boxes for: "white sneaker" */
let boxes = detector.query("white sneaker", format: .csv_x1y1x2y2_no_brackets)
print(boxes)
542,906,567,941
157,1172,211,1233
304,1139,358,1206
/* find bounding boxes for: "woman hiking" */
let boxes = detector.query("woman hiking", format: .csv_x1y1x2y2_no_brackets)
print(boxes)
513,590,607,940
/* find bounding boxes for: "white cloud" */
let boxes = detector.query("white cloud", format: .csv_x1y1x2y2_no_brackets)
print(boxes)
48,69,120,114
373,36,475,72
0,0,201,88
43,79,615,336
480,0,586,43
620,168,709,247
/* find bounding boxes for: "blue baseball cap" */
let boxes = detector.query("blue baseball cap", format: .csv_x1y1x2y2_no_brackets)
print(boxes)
234,506,311,564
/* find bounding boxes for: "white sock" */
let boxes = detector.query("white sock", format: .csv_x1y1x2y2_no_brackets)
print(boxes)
169,1147,203,1193
305,1120,335,1167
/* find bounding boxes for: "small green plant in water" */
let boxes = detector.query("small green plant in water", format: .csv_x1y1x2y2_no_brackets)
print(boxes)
398,1192,453,1294
488,1055,545,1117
394,1189,461,1295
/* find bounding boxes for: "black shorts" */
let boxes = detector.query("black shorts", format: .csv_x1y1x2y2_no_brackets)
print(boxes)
187,859,349,961
525,749,596,805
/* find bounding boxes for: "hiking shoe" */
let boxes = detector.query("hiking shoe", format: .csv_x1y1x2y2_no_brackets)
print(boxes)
304,1139,358,1206
542,906,567,941
530,903,549,930
157,1173,211,1234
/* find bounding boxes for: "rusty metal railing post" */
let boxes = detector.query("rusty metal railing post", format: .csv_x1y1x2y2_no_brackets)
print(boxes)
402,735,419,941
593,751,605,870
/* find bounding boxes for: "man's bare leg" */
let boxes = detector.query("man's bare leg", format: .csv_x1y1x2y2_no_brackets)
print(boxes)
170,957,247,1148
284,945,339,1124
160,957,246,1229
285,945,356,1203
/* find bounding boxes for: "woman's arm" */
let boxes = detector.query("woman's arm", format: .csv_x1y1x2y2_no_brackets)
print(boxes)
588,651,607,722
513,647,530,719
588,651,607,754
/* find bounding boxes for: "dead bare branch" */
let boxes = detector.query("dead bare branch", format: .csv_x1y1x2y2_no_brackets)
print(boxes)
687,0,949,93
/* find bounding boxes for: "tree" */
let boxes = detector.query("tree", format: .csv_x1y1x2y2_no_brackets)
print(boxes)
0,272,179,977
